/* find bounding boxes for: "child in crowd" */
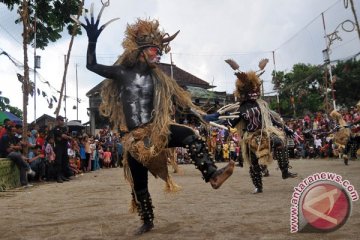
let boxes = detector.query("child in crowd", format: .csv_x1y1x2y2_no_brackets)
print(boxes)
98,145,104,168
103,147,112,168
44,135,56,181
69,157,82,175
222,142,229,162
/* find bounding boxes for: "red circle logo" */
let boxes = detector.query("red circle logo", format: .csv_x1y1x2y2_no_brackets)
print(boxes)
301,182,351,232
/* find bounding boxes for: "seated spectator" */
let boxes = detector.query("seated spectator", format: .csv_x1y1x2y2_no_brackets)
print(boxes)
27,145,46,182
103,147,112,168
0,125,35,187
44,135,56,181
0,118,12,139
69,156,82,175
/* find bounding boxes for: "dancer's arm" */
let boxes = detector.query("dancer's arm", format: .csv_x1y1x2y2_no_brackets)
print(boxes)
73,4,122,79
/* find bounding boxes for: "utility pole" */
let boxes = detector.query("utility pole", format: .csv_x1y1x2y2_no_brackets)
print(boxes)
170,52,174,79
321,12,336,111
272,51,280,114
76,63,79,121
64,54,67,121
33,10,37,123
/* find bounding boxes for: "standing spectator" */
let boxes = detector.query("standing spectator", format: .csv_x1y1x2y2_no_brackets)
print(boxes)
314,136,322,158
235,144,243,167
82,135,91,172
27,129,38,161
116,138,123,167
222,142,229,162
229,140,237,161
215,141,223,162
78,137,86,172
98,145,104,168
36,130,46,154
90,139,99,171
303,114,311,127
52,115,72,183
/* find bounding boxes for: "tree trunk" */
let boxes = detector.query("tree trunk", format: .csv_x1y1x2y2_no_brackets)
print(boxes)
21,0,31,155
54,0,84,118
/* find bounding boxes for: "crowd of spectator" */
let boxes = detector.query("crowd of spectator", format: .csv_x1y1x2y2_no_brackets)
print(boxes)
1,105,359,188
174,122,242,165
174,106,359,164
0,116,124,188
284,107,359,160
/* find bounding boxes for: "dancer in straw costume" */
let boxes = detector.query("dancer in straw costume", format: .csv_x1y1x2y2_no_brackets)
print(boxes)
219,58,298,194
73,3,234,235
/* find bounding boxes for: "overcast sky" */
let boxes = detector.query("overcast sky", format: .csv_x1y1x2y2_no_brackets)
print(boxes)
1,0,359,124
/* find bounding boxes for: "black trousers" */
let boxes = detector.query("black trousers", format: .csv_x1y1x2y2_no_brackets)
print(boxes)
128,124,195,192
54,145,71,177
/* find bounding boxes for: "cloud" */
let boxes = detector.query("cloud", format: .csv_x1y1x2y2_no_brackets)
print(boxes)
0,0,359,124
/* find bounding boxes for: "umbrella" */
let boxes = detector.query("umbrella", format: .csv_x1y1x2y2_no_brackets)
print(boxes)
0,111,23,125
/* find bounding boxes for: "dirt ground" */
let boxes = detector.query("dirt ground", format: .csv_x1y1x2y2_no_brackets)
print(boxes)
0,158,359,240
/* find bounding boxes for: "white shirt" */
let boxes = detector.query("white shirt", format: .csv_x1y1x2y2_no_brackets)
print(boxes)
314,138,322,148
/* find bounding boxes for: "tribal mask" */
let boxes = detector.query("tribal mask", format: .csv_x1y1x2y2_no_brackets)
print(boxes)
225,59,269,102
121,19,179,66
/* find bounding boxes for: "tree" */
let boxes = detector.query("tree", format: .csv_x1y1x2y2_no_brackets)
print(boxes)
54,0,85,118
1,0,83,153
331,58,360,108
272,59,360,118
0,92,23,118
272,63,324,118
1,0,83,49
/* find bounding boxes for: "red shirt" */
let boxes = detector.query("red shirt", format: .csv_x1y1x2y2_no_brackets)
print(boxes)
0,128,6,139
36,136,45,153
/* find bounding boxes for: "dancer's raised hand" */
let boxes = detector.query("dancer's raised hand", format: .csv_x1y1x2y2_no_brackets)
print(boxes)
71,2,119,43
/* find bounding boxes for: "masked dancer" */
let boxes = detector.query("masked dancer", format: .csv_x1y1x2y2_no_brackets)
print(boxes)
221,58,297,194
73,3,234,235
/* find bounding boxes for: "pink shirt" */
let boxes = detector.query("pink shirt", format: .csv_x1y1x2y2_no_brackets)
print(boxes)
103,151,111,160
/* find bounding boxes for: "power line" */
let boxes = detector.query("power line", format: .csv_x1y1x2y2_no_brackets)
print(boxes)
171,50,273,57
274,0,341,51
0,48,86,103
0,23,23,48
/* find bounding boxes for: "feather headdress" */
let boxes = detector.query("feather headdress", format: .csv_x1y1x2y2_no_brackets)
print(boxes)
120,19,179,66
225,58,269,101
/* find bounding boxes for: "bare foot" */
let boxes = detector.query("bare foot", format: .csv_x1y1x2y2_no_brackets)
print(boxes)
210,160,235,189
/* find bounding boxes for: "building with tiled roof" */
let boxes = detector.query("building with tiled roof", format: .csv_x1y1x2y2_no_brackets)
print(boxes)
86,63,230,134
